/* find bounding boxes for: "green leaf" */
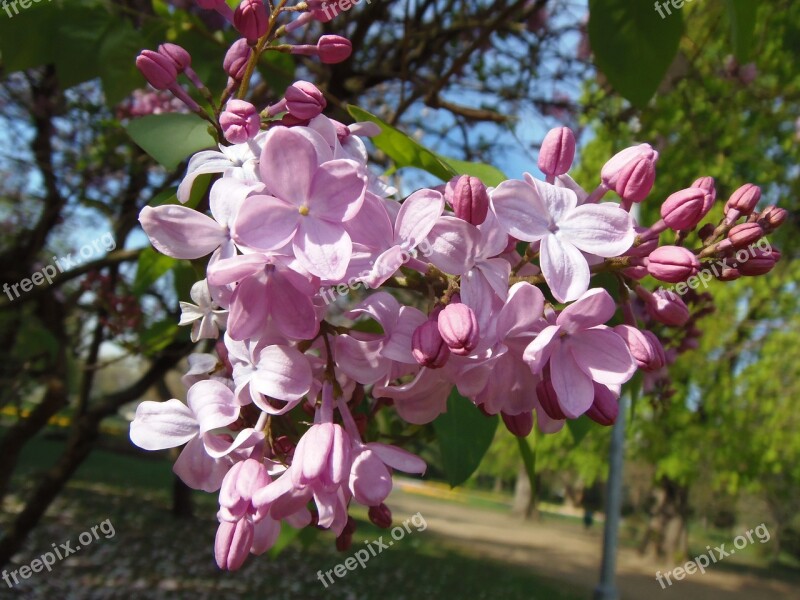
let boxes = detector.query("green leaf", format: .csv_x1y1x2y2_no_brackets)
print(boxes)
725,0,758,62
97,19,147,105
437,156,507,187
433,388,498,487
126,114,216,170
588,0,683,108
132,247,177,297
140,319,182,355
268,526,303,558
259,51,296,96
347,105,457,182
566,415,593,447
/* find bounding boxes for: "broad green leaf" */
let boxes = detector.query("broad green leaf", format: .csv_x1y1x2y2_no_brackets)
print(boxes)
566,415,593,447
433,388,498,487
126,114,216,170
725,0,758,62
140,319,183,355
259,51,296,96
347,105,457,181
132,247,177,297
437,156,507,187
269,525,303,558
97,19,147,105
588,0,683,108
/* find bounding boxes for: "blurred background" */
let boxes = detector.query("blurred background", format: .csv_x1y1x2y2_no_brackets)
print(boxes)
0,0,798,598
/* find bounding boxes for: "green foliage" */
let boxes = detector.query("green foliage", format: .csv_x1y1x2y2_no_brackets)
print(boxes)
725,0,758,61
433,388,498,487
0,0,152,104
132,247,177,298
347,105,506,185
588,0,684,108
125,114,216,170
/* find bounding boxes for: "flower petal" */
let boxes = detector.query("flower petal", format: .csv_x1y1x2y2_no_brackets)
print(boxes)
130,399,198,451
139,205,226,259
308,159,367,221
557,288,617,333
232,195,299,251
558,203,635,257
567,328,636,385
550,344,594,419
294,218,352,280
490,179,551,242
539,233,590,303
394,189,444,247
251,345,313,402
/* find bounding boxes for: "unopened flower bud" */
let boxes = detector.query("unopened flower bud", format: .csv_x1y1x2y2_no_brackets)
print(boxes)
158,43,205,89
758,206,788,231
614,152,656,203
266,80,327,120
717,266,741,281
368,504,393,529
601,143,658,193
625,226,658,258
412,320,451,368
724,222,765,250
737,247,778,276
234,0,268,43
691,176,716,203
136,49,178,90
660,187,714,231
647,246,700,283
642,289,691,327
447,175,490,225
538,127,576,179
224,39,252,81
292,35,352,64
501,410,534,438
613,325,665,371
437,303,479,356
220,99,260,144
317,35,352,63
725,183,761,224
585,383,619,426
536,378,565,420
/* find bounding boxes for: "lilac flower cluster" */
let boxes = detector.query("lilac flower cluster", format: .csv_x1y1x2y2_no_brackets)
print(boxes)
129,0,787,571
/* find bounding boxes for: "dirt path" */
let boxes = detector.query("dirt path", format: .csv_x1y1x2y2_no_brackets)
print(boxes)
387,484,797,600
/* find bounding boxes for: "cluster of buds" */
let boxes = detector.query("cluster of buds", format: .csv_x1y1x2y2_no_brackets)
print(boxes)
127,0,787,573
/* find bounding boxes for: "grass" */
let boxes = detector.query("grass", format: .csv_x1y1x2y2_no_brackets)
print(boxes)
1,431,584,599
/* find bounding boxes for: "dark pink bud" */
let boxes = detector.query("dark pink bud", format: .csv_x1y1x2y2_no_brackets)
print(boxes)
317,35,352,64
448,175,490,225
136,49,178,90
368,504,393,529
437,303,479,356
737,248,778,276
601,143,658,190
502,411,534,437
220,99,260,143
725,183,761,224
660,187,714,231
726,222,765,249
758,206,788,230
224,39,252,80
691,176,716,203
613,325,665,372
412,320,451,368
284,80,327,119
615,153,656,203
644,289,690,327
538,127,576,178
622,265,649,280
234,0,268,43
646,246,700,283
625,226,658,258
158,43,191,71
536,378,565,420
717,266,741,281
586,383,619,426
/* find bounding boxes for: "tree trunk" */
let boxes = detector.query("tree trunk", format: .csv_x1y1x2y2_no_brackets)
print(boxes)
638,477,690,560
172,475,194,519
512,464,539,520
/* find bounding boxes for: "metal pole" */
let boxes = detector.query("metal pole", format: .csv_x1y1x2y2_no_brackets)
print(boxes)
593,393,628,600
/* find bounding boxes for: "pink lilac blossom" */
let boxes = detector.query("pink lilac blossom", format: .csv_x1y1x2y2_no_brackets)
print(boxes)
128,14,785,569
